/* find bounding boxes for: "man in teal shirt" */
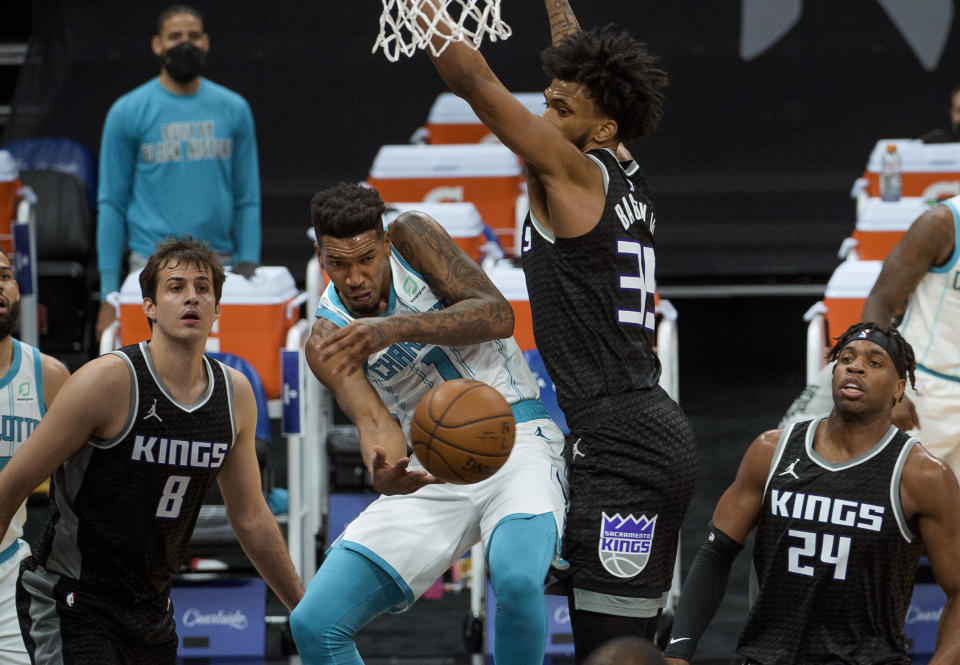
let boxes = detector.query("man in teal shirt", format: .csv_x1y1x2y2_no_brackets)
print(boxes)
96,4,260,338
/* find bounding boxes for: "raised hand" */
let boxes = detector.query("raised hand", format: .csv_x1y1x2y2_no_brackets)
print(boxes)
545,0,581,44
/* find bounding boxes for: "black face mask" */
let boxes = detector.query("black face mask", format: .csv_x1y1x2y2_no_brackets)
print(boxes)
160,41,206,83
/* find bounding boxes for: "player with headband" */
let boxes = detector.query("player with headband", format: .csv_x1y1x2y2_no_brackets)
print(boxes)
663,322,960,665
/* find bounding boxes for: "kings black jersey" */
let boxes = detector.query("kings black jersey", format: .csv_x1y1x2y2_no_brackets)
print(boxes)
520,148,660,424
738,419,923,665
33,342,236,600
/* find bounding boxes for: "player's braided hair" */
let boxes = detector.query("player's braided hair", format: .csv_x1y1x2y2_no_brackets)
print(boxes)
540,24,667,142
311,182,386,242
827,321,916,392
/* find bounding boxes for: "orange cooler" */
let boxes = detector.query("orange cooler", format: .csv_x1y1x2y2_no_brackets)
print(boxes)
849,197,928,260
367,144,523,254
861,139,960,199
118,267,301,398
0,179,17,255
383,202,487,262
486,261,535,351
0,151,20,254
822,260,882,341
425,92,545,145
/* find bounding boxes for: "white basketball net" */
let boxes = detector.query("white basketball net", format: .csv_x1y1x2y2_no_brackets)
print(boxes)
374,0,512,62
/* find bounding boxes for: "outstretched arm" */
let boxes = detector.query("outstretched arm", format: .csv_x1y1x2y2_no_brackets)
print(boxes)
861,204,955,430
0,355,131,535
218,369,303,610
545,0,580,44
416,2,593,183
390,212,514,340
314,213,514,375
543,0,635,165
413,1,611,238
664,429,779,664
862,205,955,326
900,445,960,665
306,318,440,495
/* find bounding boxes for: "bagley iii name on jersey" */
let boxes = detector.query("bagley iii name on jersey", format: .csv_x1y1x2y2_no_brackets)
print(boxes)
615,192,655,233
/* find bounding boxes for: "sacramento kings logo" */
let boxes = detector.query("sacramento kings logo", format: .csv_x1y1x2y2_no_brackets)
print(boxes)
599,512,657,578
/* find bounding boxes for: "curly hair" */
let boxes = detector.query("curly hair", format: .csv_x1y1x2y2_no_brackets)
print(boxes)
827,321,916,393
540,24,667,142
311,182,386,243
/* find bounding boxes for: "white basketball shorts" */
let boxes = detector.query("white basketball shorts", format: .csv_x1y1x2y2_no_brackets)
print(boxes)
338,417,567,607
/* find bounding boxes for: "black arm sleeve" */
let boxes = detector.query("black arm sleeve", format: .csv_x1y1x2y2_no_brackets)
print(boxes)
661,523,744,661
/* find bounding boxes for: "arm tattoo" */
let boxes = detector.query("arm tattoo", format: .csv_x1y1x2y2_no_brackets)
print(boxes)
394,216,491,301
546,0,580,44
372,324,387,348
390,217,514,345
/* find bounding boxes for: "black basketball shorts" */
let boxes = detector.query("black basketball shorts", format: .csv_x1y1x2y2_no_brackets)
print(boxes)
17,557,178,665
559,388,697,614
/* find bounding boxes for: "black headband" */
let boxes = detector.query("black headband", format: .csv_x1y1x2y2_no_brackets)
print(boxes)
842,328,906,379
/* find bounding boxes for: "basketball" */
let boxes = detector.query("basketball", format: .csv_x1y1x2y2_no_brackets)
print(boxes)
410,379,515,484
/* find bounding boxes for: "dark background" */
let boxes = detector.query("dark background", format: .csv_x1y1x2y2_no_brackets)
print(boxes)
3,2,956,662
5,1,960,285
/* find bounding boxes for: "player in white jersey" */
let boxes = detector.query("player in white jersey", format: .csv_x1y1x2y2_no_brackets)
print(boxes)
780,195,960,477
0,248,69,664
290,183,567,665
319,247,540,431
862,193,960,476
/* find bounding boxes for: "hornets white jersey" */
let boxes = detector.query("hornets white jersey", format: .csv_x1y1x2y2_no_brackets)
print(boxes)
316,247,540,436
899,194,960,382
0,339,46,552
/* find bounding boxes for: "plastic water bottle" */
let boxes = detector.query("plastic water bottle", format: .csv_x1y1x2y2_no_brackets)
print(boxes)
880,143,902,202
